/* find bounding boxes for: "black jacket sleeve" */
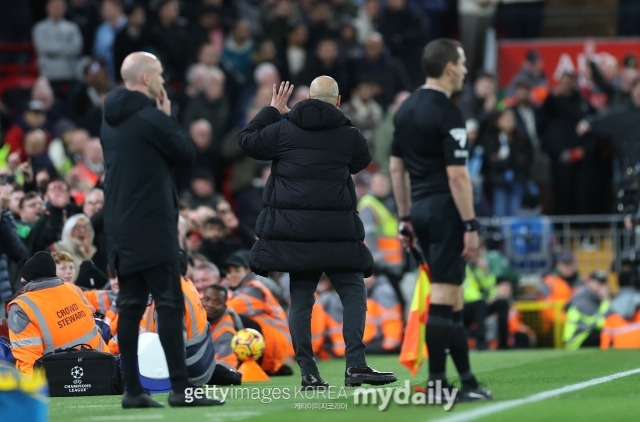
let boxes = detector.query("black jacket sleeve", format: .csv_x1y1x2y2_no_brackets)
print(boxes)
27,204,64,254
349,129,372,174
0,208,28,261
141,108,197,168
589,60,615,98
237,106,282,160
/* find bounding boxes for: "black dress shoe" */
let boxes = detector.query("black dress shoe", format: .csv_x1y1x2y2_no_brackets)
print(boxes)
121,392,164,409
301,373,329,390
345,365,397,387
271,364,294,376
168,389,225,407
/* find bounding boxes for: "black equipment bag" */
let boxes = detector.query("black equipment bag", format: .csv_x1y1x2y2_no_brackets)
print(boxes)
34,344,122,397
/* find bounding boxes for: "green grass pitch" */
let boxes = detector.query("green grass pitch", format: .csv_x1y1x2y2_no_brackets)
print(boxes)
49,349,640,422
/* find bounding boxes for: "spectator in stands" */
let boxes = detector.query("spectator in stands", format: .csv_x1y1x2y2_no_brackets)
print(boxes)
260,0,299,51
53,251,76,283
253,39,285,76
83,188,107,274
216,199,256,249
540,250,581,331
31,76,73,139
288,85,310,109
280,24,309,82
341,78,384,147
66,0,101,57
33,0,83,90
198,217,235,270
484,109,532,217
577,78,640,171
9,189,25,219
463,244,510,350
609,270,640,321
498,0,544,39
23,129,58,180
363,273,403,353
458,71,498,124
222,253,293,375
378,0,427,88
152,0,190,84
563,271,610,349
68,139,103,193
354,0,380,44
540,72,595,215
203,284,240,368
295,39,351,98
222,19,255,88
182,67,231,145
189,5,225,60
373,90,409,173
221,107,261,221
337,18,363,61
235,63,281,127
0,186,29,310
68,60,111,136
192,262,221,296
4,101,49,163
466,119,491,217
457,0,496,80
7,251,108,375
506,50,548,99
354,32,411,109
306,2,338,50
93,0,127,81
511,80,552,214
113,4,156,83
181,168,222,211
587,53,638,108
52,213,96,281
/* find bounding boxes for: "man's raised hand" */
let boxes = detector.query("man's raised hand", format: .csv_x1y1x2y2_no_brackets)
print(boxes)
271,81,294,115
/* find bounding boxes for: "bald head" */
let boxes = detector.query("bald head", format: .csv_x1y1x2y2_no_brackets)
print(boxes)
309,76,340,106
121,52,164,98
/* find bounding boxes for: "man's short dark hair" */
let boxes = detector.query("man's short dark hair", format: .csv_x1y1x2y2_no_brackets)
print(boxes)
206,284,227,300
422,38,463,78
19,192,41,209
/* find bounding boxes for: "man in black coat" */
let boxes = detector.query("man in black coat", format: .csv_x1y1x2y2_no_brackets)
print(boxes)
238,77,397,390
100,52,220,408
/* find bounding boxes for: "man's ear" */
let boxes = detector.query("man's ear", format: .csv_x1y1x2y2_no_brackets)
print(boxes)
336,95,341,108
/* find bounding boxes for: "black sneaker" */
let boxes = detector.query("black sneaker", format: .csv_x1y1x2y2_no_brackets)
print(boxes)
121,392,164,409
457,384,494,402
345,365,397,387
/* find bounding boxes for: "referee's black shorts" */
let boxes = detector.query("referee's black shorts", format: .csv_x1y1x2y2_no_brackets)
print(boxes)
411,193,465,285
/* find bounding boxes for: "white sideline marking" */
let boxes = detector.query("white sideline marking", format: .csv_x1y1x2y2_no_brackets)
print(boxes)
87,415,164,421
204,411,261,420
431,367,640,422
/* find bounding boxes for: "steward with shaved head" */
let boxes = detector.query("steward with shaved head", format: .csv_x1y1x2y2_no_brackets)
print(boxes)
100,52,221,408
238,78,397,389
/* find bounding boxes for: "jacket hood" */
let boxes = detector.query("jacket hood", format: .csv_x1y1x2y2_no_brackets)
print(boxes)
103,87,155,125
289,99,350,131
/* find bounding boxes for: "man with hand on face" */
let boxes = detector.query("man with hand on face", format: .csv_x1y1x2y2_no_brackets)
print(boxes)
101,52,219,408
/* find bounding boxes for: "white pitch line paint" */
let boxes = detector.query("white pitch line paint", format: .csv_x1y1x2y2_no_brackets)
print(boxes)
430,367,640,422
86,415,164,421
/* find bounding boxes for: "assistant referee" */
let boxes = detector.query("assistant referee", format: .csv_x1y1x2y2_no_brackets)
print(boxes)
390,39,493,402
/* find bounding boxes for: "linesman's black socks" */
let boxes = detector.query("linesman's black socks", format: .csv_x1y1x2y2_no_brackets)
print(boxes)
450,310,479,388
426,304,453,382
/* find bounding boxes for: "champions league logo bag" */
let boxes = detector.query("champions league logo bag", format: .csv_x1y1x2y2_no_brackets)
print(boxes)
34,344,122,397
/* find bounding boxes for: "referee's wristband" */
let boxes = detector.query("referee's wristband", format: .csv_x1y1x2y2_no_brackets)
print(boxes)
400,216,411,223
463,218,481,232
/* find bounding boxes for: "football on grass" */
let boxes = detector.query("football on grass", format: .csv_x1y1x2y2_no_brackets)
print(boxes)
231,328,266,361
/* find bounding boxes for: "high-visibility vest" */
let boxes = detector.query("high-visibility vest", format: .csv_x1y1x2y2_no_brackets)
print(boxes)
540,274,573,332
210,309,243,368
358,194,402,264
600,311,640,349
363,280,403,350
319,291,345,357
563,300,610,350
8,278,108,375
463,264,497,303
142,277,215,386
83,290,119,337
311,293,327,354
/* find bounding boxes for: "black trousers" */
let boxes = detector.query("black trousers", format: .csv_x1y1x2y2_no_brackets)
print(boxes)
463,299,510,349
117,259,189,394
289,271,367,376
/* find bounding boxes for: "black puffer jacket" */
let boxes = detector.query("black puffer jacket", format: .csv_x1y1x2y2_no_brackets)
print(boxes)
237,100,374,277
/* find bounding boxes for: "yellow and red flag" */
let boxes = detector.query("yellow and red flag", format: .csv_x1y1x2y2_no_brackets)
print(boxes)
399,261,431,377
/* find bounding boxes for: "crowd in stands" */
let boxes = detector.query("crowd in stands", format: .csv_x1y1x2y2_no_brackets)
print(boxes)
1,0,640,381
